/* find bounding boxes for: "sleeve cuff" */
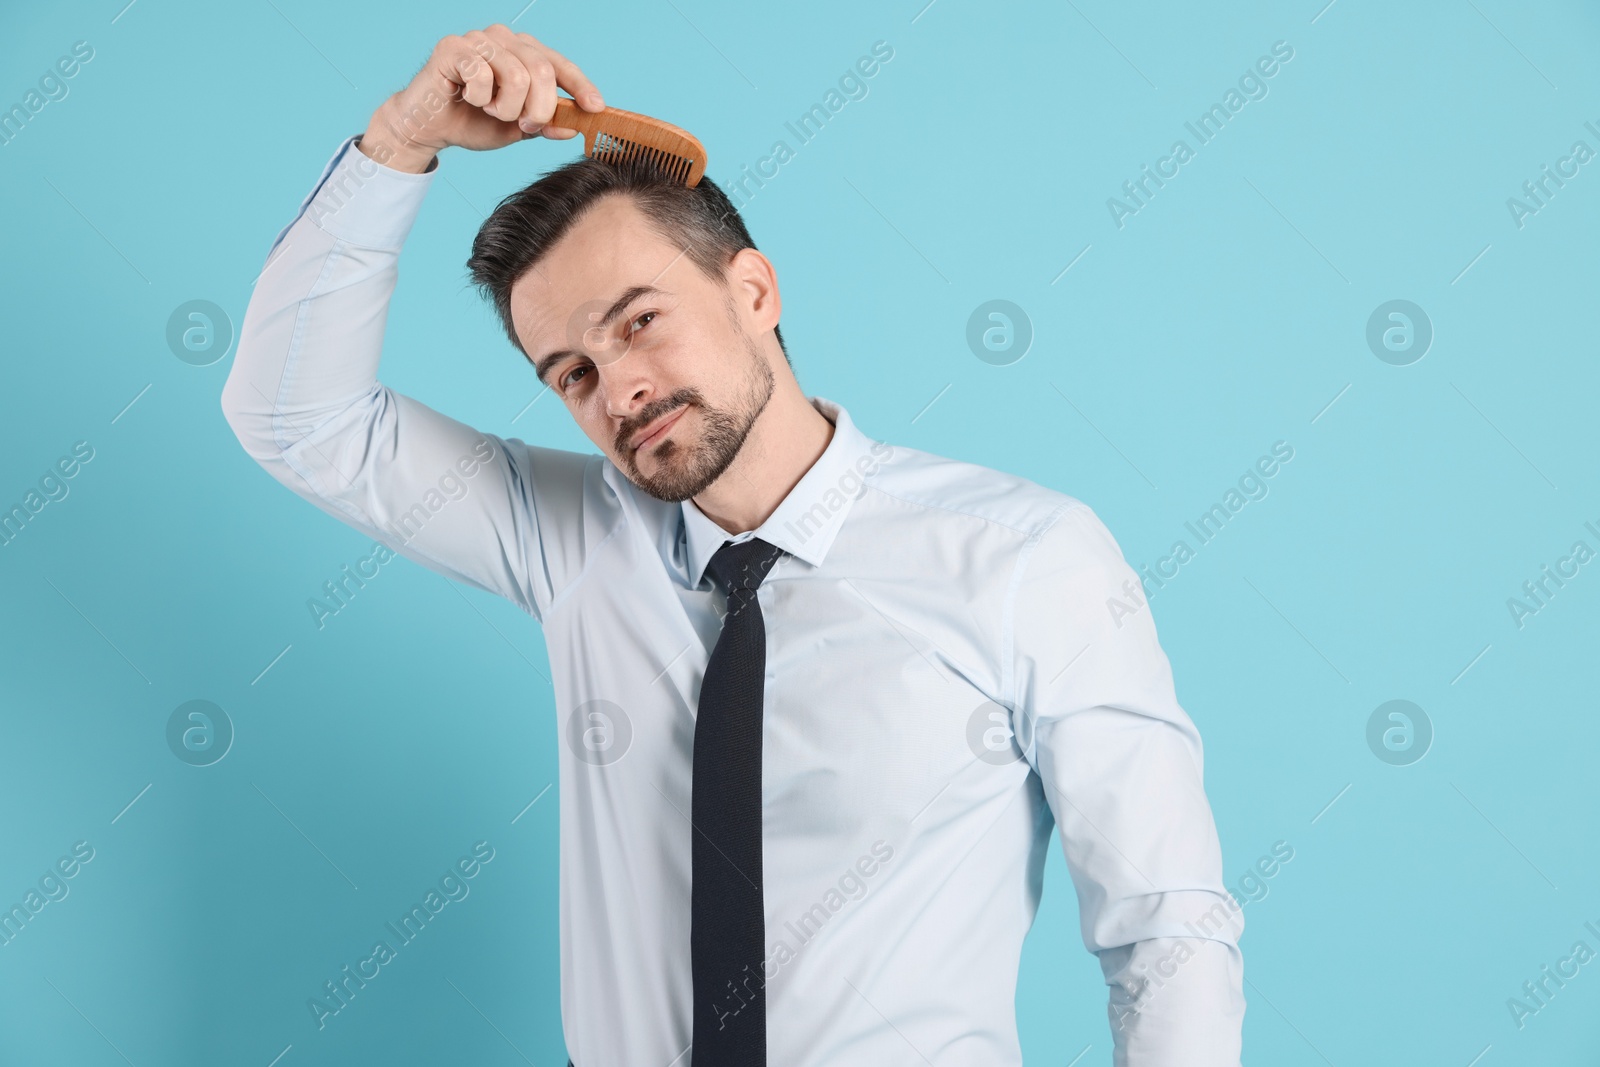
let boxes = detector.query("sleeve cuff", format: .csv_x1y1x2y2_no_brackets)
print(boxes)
267,134,439,257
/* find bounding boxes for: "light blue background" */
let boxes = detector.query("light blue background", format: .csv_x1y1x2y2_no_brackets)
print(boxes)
2,0,1597,1063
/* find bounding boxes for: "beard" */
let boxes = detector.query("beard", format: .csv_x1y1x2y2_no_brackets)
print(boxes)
618,320,774,504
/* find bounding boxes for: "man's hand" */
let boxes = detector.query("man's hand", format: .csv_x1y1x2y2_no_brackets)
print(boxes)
358,24,605,173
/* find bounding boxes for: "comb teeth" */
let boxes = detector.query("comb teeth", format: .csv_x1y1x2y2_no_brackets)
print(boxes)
594,132,694,184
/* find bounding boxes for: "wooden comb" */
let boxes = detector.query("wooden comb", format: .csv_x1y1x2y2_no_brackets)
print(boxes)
550,97,707,187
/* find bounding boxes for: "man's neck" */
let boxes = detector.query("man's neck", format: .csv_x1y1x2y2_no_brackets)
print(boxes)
691,382,835,535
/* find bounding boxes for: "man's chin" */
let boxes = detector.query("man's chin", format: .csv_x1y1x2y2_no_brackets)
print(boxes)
630,430,681,475
620,395,754,503
624,440,702,503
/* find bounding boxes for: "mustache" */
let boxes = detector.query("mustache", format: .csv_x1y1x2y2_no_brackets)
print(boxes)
619,391,698,451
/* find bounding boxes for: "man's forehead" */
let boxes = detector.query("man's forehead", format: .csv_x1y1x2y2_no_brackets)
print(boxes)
513,197,689,347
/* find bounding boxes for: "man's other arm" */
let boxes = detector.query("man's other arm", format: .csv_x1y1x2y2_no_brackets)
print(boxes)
1009,502,1246,1066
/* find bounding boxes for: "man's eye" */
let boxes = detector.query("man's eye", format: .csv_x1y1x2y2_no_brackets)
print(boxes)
629,311,657,334
560,364,591,391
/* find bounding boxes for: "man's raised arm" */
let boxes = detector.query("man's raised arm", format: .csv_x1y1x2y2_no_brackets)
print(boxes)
220,25,609,623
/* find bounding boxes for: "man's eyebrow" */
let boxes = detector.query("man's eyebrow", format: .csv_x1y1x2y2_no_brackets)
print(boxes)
533,285,666,385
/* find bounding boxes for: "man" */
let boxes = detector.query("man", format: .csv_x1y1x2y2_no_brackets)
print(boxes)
222,23,1245,1066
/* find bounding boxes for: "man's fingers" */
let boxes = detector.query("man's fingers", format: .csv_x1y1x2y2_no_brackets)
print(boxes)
442,36,497,110
400,25,601,153
466,28,534,123
498,34,558,131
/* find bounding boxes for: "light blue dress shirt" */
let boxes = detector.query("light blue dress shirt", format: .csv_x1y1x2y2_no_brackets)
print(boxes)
222,134,1246,1066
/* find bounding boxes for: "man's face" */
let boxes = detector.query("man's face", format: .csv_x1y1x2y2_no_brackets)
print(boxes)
511,195,776,503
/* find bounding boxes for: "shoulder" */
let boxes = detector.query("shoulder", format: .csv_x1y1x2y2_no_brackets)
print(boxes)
863,438,1098,549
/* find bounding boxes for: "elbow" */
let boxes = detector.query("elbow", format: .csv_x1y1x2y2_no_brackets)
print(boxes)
218,374,246,440
218,349,281,462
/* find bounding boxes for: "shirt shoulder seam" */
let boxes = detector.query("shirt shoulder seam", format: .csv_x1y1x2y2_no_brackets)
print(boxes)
542,452,627,619
999,500,1094,722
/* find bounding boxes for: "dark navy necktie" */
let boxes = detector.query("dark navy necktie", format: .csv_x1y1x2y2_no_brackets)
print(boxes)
692,536,785,1065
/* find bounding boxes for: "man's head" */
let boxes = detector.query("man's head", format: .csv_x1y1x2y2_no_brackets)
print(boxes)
466,156,789,503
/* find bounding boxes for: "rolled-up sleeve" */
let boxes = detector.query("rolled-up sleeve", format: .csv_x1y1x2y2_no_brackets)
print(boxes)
221,135,600,624
1008,502,1246,1066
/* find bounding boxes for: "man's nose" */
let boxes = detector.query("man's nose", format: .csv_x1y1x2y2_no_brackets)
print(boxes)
599,358,657,422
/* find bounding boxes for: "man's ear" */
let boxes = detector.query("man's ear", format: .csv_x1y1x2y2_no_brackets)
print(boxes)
726,247,781,335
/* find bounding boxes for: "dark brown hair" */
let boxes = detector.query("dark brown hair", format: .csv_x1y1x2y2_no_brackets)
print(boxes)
465,155,787,364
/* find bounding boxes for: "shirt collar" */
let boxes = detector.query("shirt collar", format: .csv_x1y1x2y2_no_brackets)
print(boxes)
681,396,883,589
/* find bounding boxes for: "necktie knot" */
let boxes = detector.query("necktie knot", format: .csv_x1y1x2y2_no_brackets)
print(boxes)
706,536,784,595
